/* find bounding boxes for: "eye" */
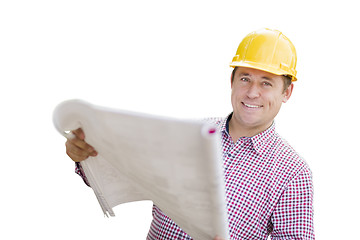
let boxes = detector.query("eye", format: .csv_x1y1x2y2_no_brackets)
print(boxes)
240,77,249,82
262,81,272,87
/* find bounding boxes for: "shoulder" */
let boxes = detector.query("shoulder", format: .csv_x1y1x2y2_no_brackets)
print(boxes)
202,115,230,132
271,132,312,182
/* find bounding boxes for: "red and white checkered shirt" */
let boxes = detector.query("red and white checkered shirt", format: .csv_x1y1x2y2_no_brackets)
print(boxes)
76,113,315,239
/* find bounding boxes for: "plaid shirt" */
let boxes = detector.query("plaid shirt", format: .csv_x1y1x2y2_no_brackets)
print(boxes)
76,113,314,239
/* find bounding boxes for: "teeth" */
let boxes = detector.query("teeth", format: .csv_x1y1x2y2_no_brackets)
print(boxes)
244,103,262,108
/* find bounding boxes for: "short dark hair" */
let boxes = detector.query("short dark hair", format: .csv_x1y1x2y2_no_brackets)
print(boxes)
282,75,292,92
231,67,292,93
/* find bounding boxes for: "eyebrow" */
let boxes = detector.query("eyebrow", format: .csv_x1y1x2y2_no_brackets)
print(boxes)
238,72,274,81
262,76,273,81
238,73,250,77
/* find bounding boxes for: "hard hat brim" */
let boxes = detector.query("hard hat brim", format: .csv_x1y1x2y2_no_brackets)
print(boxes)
229,61,297,81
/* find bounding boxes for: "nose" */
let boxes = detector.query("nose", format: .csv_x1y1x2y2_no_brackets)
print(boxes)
246,82,261,99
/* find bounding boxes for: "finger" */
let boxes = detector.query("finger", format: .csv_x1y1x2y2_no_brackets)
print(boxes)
69,137,95,153
72,128,85,140
66,140,97,162
70,128,97,154
66,142,93,162
67,139,97,157
66,141,88,162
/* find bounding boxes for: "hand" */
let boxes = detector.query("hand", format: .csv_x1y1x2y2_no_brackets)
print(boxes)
65,128,98,162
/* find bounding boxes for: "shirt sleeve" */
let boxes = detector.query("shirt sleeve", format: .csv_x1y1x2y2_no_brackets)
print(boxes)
270,166,315,239
75,162,91,187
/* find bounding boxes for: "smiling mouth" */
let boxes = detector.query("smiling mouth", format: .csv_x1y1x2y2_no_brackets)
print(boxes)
242,102,263,108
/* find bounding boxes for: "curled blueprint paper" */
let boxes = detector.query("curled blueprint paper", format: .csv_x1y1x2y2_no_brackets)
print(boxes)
53,99,229,240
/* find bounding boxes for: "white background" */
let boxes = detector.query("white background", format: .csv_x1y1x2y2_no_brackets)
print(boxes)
1,0,359,239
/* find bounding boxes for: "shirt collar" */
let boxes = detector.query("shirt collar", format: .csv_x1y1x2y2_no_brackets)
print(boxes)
251,122,276,153
220,112,233,134
220,112,276,153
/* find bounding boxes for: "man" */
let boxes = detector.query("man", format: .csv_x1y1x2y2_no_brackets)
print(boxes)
66,28,314,239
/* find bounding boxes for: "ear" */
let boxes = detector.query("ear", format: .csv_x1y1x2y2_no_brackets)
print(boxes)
282,83,294,103
230,67,237,88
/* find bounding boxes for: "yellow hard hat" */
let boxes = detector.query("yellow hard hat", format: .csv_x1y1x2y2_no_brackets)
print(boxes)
230,28,297,81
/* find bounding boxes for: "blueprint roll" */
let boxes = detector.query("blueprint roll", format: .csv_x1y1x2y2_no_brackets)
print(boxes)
53,99,90,139
53,99,230,240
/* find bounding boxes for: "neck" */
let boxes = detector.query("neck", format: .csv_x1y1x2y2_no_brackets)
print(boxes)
228,117,272,142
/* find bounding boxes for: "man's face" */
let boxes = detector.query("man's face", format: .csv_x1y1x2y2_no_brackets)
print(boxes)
231,67,293,134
